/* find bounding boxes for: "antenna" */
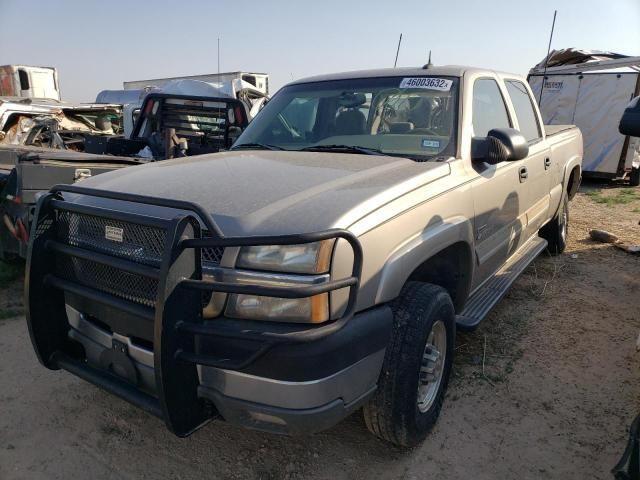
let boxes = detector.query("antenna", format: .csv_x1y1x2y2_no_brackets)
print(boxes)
217,38,221,73
538,10,557,106
422,50,433,69
394,33,403,68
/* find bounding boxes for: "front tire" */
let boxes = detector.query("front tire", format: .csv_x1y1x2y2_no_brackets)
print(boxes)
539,191,569,255
630,167,640,187
363,282,455,447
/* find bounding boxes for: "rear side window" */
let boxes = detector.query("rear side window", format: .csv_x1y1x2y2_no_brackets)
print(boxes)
18,69,30,90
472,79,510,137
505,80,542,142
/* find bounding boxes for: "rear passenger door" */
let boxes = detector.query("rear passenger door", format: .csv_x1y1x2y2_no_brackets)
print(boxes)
504,79,551,238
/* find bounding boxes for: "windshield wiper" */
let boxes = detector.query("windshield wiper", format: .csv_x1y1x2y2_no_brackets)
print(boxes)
298,144,387,156
231,142,286,151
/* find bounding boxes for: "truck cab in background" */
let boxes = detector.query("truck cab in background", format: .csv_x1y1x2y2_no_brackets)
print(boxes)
0,65,60,101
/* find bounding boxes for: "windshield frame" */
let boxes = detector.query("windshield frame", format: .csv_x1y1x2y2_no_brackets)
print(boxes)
233,75,461,161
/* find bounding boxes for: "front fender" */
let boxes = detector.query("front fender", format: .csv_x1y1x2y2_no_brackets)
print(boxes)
374,216,474,304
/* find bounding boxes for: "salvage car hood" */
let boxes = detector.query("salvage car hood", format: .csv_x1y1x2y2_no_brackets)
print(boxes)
76,150,450,236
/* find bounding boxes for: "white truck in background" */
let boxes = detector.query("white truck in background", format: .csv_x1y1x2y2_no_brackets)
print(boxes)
96,73,270,138
0,65,60,101
123,71,269,96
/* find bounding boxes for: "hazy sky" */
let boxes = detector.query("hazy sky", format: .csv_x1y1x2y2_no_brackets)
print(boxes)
1,0,638,102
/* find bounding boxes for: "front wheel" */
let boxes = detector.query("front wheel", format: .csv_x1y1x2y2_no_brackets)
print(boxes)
363,282,455,447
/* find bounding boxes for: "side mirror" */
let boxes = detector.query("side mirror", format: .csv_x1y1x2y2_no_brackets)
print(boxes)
471,128,529,165
619,96,640,137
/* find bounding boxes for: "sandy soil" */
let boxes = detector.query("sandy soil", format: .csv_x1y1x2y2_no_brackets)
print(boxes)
0,183,639,480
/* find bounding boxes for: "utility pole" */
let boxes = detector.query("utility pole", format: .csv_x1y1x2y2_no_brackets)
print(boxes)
217,38,221,73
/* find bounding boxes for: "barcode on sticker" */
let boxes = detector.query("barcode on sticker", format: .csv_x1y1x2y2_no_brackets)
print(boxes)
400,77,452,91
422,139,441,149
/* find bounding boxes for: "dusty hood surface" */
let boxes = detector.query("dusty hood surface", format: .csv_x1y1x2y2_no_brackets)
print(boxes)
77,150,449,236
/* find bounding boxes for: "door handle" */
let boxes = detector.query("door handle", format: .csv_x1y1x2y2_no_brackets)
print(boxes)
519,166,528,182
544,158,551,170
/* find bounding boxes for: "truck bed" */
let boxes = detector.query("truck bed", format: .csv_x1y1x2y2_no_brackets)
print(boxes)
0,145,145,260
545,124,577,137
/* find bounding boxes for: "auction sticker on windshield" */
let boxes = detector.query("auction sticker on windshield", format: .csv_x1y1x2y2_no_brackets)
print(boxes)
400,77,452,91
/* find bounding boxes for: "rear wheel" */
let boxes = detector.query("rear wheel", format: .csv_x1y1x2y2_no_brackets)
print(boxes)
539,191,569,255
630,167,640,187
363,282,455,447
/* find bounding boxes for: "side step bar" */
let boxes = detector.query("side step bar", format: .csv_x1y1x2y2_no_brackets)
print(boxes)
456,236,548,331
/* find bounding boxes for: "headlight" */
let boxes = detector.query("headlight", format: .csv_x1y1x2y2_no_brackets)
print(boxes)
236,240,334,274
225,292,329,323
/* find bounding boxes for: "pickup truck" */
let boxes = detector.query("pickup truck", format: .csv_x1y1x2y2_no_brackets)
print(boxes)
0,93,248,261
25,66,583,446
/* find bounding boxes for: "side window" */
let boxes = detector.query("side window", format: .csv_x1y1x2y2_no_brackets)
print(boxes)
18,69,30,90
472,79,510,137
505,80,542,142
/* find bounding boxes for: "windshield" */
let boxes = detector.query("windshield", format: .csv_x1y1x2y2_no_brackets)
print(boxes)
233,76,459,160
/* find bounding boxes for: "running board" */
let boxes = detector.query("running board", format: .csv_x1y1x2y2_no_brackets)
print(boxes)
456,236,548,331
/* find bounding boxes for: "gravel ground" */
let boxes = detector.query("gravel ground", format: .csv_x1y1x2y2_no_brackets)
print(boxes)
0,183,639,480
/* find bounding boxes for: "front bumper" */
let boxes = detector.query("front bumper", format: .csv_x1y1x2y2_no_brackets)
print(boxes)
25,184,389,436
67,303,389,435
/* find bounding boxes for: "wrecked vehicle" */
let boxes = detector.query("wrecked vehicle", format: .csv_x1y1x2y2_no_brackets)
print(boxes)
25,66,582,446
0,101,122,150
0,93,248,260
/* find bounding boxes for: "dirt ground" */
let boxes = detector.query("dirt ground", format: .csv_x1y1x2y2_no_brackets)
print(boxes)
0,182,639,480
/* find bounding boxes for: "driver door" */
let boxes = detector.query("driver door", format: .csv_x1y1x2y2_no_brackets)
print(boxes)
470,78,529,290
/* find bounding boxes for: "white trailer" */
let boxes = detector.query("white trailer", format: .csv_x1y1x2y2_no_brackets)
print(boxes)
528,50,640,183
0,65,60,101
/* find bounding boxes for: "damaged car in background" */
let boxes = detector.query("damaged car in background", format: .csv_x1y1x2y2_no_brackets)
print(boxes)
0,90,250,261
0,99,123,150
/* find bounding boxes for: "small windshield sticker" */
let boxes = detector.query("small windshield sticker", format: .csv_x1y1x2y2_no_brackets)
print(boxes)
400,77,452,91
421,139,441,149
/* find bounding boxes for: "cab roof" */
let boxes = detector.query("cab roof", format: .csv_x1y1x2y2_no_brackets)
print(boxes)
288,66,514,85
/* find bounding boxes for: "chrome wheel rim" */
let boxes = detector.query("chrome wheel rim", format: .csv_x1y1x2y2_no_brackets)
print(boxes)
417,320,447,413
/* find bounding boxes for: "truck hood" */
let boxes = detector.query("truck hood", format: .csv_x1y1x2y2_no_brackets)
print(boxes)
78,150,450,236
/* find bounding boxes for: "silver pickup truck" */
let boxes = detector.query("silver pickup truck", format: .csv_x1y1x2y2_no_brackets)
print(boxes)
25,66,583,446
